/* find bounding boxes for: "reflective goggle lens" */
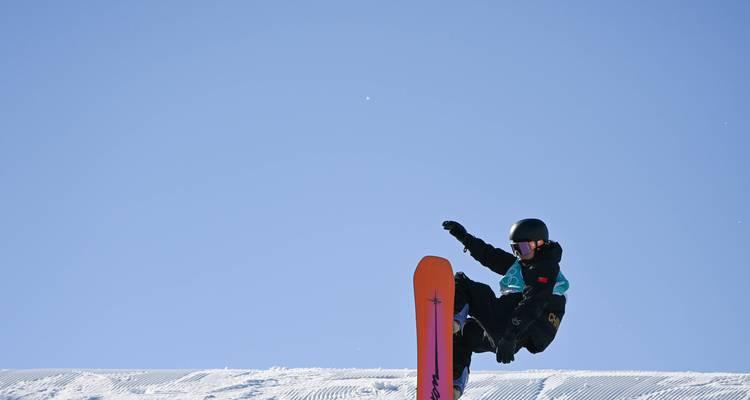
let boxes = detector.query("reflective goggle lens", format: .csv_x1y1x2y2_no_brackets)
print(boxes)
510,242,533,257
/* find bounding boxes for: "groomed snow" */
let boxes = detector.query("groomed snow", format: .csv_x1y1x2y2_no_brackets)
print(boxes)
1,368,749,400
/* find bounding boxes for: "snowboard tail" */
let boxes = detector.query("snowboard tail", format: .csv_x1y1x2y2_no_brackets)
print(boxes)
414,256,454,400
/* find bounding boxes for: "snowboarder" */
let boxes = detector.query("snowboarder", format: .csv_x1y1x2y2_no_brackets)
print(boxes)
442,218,569,399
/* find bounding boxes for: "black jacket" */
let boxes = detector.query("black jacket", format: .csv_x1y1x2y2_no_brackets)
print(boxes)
458,234,564,340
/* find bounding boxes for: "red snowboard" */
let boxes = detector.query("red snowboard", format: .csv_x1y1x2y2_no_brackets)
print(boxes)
414,256,454,400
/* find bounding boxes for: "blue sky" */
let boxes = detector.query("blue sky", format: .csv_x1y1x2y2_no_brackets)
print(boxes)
1,1,748,373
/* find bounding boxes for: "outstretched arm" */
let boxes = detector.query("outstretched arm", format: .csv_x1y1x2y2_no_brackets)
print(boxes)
443,221,517,276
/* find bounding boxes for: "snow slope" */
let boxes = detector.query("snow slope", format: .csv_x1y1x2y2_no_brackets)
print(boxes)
1,368,749,400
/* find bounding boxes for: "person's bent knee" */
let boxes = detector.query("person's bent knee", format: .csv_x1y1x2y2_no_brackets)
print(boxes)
455,271,471,281
525,311,564,354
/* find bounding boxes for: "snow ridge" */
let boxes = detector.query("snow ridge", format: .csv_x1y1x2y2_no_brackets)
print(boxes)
1,368,749,400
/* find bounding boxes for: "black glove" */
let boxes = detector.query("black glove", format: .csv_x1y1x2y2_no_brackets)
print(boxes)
533,240,562,262
442,220,468,240
495,335,517,364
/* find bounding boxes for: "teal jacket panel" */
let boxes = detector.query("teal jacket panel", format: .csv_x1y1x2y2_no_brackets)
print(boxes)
500,259,569,296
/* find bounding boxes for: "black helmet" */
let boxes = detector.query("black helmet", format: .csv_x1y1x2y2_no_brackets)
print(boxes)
509,218,549,242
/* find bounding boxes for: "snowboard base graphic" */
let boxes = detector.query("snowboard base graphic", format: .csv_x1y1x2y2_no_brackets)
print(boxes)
414,256,454,400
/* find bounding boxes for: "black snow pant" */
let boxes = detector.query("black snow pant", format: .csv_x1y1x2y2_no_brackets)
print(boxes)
453,272,565,381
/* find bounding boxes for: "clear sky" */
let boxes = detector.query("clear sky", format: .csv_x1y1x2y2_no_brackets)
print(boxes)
1,1,748,373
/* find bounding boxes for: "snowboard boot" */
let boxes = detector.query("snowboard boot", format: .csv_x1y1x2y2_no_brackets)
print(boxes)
453,366,469,399
453,304,469,335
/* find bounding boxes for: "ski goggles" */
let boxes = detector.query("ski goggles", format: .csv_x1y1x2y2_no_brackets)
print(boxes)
510,241,534,258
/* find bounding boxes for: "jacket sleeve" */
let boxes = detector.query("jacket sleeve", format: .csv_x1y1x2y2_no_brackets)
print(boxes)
459,234,517,276
504,241,562,340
